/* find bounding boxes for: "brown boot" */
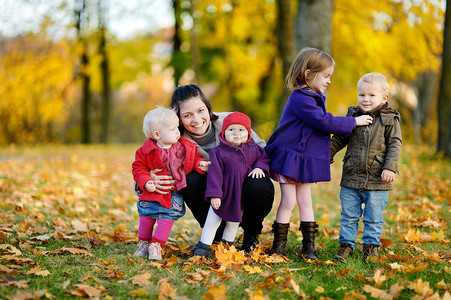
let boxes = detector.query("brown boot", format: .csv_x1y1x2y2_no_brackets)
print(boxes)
269,222,290,255
300,221,318,260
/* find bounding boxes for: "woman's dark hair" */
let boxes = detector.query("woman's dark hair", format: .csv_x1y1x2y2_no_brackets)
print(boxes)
170,84,219,124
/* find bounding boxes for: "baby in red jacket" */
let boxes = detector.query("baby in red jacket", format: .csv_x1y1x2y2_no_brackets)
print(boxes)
132,107,210,260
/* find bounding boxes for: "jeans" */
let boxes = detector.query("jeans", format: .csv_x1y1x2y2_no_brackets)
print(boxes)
338,187,388,248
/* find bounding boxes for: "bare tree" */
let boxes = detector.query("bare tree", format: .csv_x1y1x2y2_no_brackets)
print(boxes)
437,0,451,156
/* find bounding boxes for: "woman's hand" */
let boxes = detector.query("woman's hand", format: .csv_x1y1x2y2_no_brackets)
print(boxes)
211,197,221,210
199,161,211,172
355,115,373,126
150,169,176,195
248,168,265,179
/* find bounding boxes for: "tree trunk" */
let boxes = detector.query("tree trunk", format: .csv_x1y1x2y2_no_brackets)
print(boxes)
438,0,451,156
75,0,91,144
295,0,333,53
190,0,201,84
98,2,111,144
276,0,296,120
171,0,184,85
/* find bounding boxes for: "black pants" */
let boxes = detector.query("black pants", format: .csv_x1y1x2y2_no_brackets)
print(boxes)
179,171,275,236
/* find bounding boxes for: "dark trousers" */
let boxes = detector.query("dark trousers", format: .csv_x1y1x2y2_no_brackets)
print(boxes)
179,171,275,236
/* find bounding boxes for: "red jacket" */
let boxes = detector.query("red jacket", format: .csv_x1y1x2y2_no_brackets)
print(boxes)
132,137,206,208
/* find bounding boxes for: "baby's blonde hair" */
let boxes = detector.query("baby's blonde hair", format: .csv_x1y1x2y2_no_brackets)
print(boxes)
357,73,390,96
285,47,335,91
143,107,178,138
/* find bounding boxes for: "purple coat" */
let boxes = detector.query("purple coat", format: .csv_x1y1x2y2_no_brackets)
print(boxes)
265,88,356,183
205,136,271,222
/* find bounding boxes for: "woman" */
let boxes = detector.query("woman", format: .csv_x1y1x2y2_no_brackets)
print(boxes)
149,84,274,252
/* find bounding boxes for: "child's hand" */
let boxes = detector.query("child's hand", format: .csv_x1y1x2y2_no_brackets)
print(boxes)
211,197,221,210
145,180,156,192
199,160,211,172
149,169,175,195
355,115,373,126
248,168,265,179
381,169,395,183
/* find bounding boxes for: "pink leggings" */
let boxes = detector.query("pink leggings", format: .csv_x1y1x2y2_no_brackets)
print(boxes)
138,217,174,247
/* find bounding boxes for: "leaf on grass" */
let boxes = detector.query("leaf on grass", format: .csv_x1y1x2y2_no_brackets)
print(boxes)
103,268,125,280
128,288,150,297
158,279,176,300
363,285,390,299
72,220,89,232
186,271,204,282
409,278,434,296
131,271,151,286
126,255,135,266
27,266,50,277
1,255,33,265
30,234,52,241
2,275,28,288
163,254,178,268
243,265,263,274
202,284,227,300
343,290,366,300
315,286,325,293
337,267,353,278
372,269,387,288
247,289,269,300
214,243,246,266
70,284,103,298
0,244,22,256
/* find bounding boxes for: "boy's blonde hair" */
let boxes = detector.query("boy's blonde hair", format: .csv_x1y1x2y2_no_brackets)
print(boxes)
143,107,178,138
285,47,335,91
358,73,390,96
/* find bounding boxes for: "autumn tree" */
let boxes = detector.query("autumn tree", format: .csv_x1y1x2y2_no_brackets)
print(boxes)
438,0,451,156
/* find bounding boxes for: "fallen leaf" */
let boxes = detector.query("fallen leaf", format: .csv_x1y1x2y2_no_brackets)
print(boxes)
131,272,152,286
128,288,150,297
202,284,227,300
158,279,176,300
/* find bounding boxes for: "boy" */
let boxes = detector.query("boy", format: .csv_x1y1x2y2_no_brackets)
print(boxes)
330,73,402,262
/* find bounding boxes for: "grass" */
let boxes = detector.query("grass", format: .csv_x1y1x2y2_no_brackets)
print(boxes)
0,143,450,299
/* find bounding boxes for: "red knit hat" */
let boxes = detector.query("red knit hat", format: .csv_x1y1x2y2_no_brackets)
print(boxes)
222,111,252,143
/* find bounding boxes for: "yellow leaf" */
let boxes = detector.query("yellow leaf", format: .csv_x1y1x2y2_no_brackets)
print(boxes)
202,284,227,300
373,269,387,288
430,230,445,242
243,265,263,274
128,288,150,297
158,279,176,300
315,286,325,293
131,272,152,286
248,289,269,300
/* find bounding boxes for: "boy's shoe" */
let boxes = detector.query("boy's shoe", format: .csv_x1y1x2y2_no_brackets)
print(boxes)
362,244,379,261
148,242,163,260
133,240,150,257
193,241,212,257
333,243,354,262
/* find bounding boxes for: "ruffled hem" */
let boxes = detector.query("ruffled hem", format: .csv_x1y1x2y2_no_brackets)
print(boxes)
269,149,331,183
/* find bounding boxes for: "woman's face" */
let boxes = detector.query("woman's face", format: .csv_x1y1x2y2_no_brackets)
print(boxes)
178,96,211,136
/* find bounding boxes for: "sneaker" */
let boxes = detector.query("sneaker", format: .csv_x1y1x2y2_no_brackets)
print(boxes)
362,244,379,261
333,243,354,262
148,242,162,260
133,240,149,257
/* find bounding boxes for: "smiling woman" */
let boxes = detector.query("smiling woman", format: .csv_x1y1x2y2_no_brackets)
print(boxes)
166,84,275,253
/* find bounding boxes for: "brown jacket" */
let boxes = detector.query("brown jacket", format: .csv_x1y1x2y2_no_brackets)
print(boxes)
330,103,402,191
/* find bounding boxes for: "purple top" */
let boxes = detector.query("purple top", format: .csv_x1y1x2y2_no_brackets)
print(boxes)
265,88,356,182
205,136,271,222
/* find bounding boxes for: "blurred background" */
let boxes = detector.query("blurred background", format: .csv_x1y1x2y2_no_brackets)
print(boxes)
0,0,450,156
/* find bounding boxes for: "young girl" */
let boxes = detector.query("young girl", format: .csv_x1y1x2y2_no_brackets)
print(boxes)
192,112,271,257
132,107,210,260
264,48,373,260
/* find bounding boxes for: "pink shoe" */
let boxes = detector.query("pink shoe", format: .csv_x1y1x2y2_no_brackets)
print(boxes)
133,240,149,257
148,242,162,260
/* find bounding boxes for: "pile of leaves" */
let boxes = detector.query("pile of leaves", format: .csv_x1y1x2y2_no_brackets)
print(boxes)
0,144,450,299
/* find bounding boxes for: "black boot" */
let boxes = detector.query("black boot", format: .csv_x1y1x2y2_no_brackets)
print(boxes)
299,221,318,260
192,241,212,257
269,222,290,255
241,233,259,253
220,239,234,246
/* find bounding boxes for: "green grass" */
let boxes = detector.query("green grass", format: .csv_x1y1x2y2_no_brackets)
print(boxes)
0,144,450,299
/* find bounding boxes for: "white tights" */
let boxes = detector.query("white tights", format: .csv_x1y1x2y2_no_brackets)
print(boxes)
200,206,240,245
275,182,314,223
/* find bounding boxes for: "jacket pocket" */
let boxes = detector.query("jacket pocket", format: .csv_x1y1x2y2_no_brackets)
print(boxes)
369,153,385,176
342,151,355,174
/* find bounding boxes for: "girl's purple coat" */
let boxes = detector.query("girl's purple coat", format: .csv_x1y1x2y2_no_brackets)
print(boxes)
205,136,270,222
265,88,356,183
